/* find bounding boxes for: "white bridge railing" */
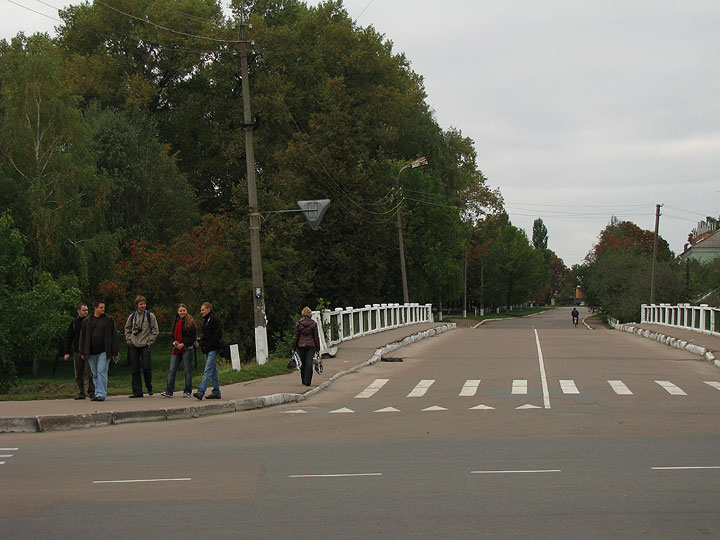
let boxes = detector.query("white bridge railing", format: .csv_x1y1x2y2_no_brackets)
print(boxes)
312,303,433,355
641,303,720,336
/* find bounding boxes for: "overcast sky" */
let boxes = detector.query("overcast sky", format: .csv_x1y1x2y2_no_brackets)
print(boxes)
4,0,719,266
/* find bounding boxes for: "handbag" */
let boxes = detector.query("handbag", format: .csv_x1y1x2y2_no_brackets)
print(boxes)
287,350,301,370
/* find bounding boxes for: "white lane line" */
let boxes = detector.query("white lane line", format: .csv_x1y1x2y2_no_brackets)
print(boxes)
354,378,389,399
407,379,435,397
471,469,561,475
511,379,527,395
0,461,5,465
289,473,382,478
0,454,13,458
459,379,482,397
652,466,720,471
534,329,551,409
704,381,720,391
0,448,19,451
559,380,579,394
655,380,687,395
608,380,633,395
93,478,191,484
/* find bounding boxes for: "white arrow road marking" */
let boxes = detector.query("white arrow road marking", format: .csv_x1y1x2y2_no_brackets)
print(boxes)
329,407,354,413
282,409,308,414
559,380,579,394
407,380,435,397
516,404,542,410
374,407,401,413
422,405,448,411
459,380,482,396
704,381,720,391
470,404,495,410
511,380,527,394
355,378,389,398
608,380,633,395
655,381,687,395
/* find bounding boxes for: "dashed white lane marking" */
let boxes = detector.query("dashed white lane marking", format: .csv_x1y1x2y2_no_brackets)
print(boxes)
0,461,5,465
511,380,527,395
422,405,448,411
289,473,382,478
471,469,561,475
355,378,389,399
704,381,720,391
0,448,19,451
374,407,400,413
470,404,495,410
652,466,720,471
459,380,482,396
608,380,633,395
93,478,191,484
329,407,354,413
407,380,435,397
534,329,552,409
559,380,579,394
282,409,308,414
516,404,542,410
655,381,687,395
0,454,14,458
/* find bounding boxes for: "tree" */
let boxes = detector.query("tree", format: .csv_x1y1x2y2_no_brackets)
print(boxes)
532,218,548,252
587,217,673,262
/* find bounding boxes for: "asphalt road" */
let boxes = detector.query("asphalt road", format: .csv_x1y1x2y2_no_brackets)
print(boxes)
2,308,719,539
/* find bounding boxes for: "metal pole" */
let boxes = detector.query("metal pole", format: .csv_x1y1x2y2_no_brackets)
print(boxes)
650,203,662,305
396,164,411,304
239,17,268,364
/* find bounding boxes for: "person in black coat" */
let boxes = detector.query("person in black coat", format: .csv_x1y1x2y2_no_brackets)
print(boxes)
63,303,95,399
292,307,320,386
194,302,223,400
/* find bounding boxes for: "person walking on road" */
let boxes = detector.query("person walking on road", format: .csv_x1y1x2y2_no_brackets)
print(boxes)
63,303,95,400
79,300,120,402
161,304,197,398
194,302,223,400
292,307,320,387
124,295,159,398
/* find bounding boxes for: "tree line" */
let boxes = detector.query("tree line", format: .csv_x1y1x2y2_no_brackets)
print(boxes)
8,0,714,392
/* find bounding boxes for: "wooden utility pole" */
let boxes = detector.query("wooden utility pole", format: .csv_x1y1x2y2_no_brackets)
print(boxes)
650,203,662,305
239,12,268,364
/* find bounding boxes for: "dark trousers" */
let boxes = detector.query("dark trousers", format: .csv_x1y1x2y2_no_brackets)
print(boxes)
73,352,95,397
298,347,316,386
129,345,153,396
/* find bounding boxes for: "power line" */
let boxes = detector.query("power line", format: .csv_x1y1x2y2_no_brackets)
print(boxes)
6,0,60,22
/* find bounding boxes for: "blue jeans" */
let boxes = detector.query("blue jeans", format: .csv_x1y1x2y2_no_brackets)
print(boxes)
88,352,109,398
166,348,193,395
196,350,220,396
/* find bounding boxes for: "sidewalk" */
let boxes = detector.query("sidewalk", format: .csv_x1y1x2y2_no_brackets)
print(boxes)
0,322,455,433
613,321,720,367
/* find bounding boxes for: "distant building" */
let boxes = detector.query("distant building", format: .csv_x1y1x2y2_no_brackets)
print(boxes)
680,220,720,262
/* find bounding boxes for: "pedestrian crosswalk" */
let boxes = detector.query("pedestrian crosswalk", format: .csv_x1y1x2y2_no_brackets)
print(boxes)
282,378,720,415
0,447,18,466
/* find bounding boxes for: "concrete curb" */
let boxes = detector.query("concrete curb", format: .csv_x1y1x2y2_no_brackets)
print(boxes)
1,324,454,433
611,319,720,369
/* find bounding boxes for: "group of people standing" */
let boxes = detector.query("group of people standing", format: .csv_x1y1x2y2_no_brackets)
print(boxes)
63,296,224,401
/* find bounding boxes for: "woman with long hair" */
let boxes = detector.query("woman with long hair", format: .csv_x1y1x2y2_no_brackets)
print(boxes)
161,304,197,398
291,306,321,386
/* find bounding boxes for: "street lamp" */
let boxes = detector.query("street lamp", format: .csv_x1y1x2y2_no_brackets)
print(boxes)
396,157,428,304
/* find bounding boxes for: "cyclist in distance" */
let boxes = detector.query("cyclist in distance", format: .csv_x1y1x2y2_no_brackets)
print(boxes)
571,307,579,327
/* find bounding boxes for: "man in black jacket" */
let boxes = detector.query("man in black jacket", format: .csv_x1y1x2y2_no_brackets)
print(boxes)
194,302,223,400
79,300,120,402
63,303,94,400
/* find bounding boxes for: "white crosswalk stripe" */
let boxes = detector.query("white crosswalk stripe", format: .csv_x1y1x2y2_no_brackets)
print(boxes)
608,380,633,395
354,378,389,399
655,380,687,395
511,379,527,395
559,380,579,394
459,380,481,396
407,380,435,397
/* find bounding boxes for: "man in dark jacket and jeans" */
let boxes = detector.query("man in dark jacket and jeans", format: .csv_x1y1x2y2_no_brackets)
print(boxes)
194,302,223,400
63,303,94,399
79,300,120,402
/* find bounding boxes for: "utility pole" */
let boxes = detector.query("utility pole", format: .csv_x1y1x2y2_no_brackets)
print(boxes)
650,203,663,305
239,12,268,364
396,157,428,304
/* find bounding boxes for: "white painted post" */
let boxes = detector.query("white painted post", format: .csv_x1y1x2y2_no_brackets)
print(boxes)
230,344,241,371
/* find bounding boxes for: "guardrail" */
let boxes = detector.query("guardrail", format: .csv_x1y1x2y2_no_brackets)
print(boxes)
641,303,720,336
312,303,433,355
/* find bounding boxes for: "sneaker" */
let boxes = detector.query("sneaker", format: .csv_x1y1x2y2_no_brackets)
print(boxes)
160,391,172,398
183,392,191,398
93,396,105,402
193,392,203,400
